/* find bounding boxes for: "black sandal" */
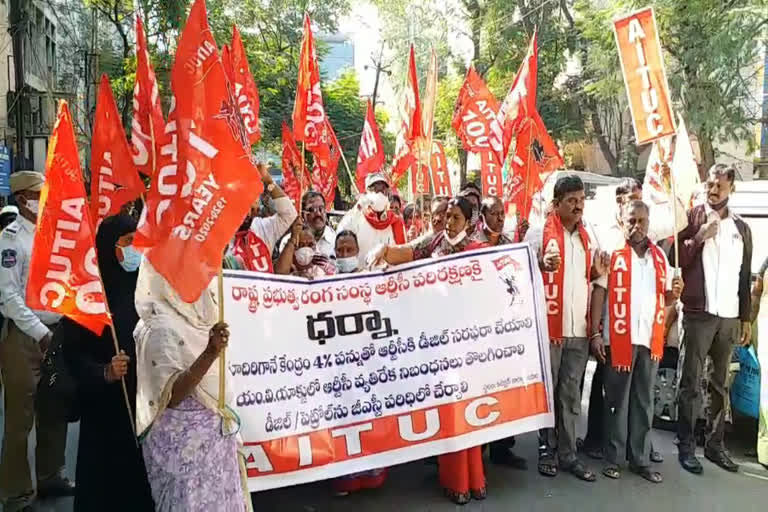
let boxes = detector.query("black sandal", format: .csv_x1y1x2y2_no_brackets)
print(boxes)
602,464,621,479
566,460,597,482
629,465,663,484
538,452,558,477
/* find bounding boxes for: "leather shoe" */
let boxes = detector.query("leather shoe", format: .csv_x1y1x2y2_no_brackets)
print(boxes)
704,448,739,473
37,475,76,498
678,453,703,474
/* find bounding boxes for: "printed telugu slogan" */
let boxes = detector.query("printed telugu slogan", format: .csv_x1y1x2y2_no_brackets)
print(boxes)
224,244,554,491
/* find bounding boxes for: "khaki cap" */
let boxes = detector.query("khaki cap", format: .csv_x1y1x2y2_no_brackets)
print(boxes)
10,171,45,194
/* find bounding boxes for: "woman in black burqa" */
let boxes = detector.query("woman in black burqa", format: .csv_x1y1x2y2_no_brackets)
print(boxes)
63,214,155,511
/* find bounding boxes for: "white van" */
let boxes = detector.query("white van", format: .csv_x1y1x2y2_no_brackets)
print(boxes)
729,180,768,275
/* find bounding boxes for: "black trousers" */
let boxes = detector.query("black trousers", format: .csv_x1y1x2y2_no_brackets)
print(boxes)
583,361,606,450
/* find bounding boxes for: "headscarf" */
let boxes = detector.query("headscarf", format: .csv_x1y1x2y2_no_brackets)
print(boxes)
96,214,139,315
133,258,231,436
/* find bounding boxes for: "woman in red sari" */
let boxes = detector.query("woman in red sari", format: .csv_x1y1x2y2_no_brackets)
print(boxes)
368,196,484,505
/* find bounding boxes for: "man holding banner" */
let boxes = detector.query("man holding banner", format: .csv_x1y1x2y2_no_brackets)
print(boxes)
0,172,72,511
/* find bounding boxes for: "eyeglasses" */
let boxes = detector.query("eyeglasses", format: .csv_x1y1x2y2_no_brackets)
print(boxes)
304,206,325,214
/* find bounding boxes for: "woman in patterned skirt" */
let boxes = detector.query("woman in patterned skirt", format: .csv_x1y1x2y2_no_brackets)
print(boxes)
134,260,251,512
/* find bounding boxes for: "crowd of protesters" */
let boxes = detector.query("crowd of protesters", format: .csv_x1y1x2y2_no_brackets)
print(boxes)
0,161,765,511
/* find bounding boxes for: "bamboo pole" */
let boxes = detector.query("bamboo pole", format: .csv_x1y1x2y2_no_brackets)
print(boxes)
337,145,360,196
217,268,226,411
103,306,138,445
300,142,306,216
666,141,680,274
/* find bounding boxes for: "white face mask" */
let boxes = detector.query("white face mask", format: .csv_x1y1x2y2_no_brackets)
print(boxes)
367,192,389,213
481,214,501,236
444,229,467,247
295,247,315,267
24,199,40,215
336,256,358,273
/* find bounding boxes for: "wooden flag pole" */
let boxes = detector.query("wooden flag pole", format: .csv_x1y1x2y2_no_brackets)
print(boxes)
217,268,226,411
103,303,138,445
337,147,360,196
300,142,306,216
666,140,680,274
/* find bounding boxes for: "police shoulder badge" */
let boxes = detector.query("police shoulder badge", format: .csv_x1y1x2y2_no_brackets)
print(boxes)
1,248,17,268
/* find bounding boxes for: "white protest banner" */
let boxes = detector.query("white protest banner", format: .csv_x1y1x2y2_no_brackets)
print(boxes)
224,244,553,491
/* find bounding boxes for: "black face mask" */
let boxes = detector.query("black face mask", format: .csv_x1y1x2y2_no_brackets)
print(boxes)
708,197,729,211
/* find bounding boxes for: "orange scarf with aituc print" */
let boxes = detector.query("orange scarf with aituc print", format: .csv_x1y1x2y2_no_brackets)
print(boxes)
608,243,667,371
541,213,592,343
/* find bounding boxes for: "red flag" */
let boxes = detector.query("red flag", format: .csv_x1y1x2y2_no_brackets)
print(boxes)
480,150,503,198
452,66,501,160
489,31,538,165
131,16,166,178
221,44,232,75
226,26,261,144
293,14,330,161
356,100,385,191
312,120,340,209
390,45,422,184
91,75,145,228
429,141,452,197
27,101,111,335
504,112,562,220
142,0,263,302
282,121,306,214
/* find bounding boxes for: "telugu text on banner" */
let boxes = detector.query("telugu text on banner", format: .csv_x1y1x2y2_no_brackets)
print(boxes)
223,244,554,491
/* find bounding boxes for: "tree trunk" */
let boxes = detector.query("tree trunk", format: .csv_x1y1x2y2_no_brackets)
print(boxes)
459,147,468,189
590,111,618,173
698,131,716,180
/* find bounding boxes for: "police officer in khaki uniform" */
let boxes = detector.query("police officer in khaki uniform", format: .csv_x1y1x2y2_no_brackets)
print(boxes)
0,171,73,511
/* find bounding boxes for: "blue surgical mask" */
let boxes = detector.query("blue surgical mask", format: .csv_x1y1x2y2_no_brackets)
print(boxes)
118,245,142,272
336,256,358,274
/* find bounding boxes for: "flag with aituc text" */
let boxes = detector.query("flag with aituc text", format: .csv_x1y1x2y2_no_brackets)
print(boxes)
312,120,340,210
131,16,166,178
452,66,501,159
141,0,263,302
223,26,261,145
293,14,330,162
356,100,385,192
91,75,146,228
27,101,111,335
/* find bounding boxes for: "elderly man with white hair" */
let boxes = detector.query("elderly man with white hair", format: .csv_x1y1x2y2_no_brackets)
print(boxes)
336,172,406,268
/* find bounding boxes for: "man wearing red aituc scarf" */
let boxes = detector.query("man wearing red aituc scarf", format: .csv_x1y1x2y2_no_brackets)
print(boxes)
525,175,609,483
337,172,406,269
590,200,683,484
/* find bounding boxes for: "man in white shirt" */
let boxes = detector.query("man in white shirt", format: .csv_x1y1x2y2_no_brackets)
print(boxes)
590,200,683,484
524,175,608,482
227,163,297,272
582,178,685,462
0,171,73,511
676,164,753,474
337,172,405,268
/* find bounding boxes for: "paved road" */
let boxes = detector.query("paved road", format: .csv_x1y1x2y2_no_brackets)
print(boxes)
2,362,766,511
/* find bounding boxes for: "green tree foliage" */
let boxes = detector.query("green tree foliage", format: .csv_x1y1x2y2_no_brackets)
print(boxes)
575,0,766,174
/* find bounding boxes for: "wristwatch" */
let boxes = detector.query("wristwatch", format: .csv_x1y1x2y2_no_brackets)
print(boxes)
266,182,276,193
